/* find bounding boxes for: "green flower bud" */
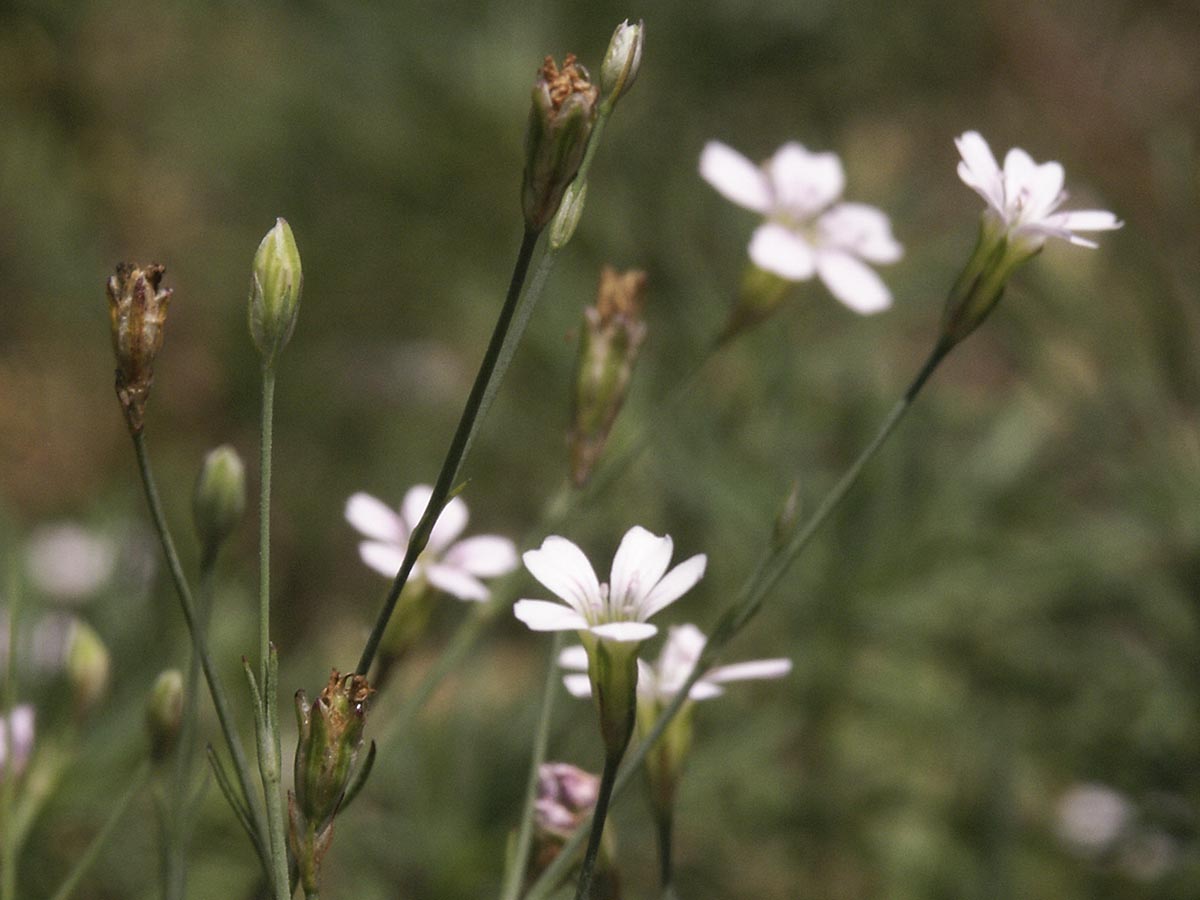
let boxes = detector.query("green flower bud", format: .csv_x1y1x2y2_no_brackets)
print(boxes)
719,265,791,345
549,178,588,250
66,620,110,715
522,54,599,232
193,445,246,553
569,267,647,488
146,669,184,762
106,263,172,434
599,19,644,109
249,218,303,366
292,670,371,831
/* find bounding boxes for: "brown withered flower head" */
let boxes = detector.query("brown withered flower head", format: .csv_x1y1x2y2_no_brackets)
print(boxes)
522,54,599,232
106,263,172,435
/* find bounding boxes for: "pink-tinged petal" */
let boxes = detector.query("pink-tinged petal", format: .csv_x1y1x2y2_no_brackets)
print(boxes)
358,541,406,578
638,553,707,620
699,141,772,213
557,645,590,671
815,249,892,314
688,680,726,701
767,143,845,217
707,658,793,683
656,624,706,686
562,674,593,698
513,599,589,632
610,526,674,607
443,535,519,576
589,621,658,643
400,486,469,553
345,493,406,543
426,563,490,602
523,537,601,614
818,203,903,264
749,223,816,281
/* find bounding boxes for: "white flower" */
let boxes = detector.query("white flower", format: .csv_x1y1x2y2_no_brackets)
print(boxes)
345,486,518,602
513,526,706,643
25,523,117,601
558,623,791,701
955,131,1121,251
700,140,902,314
0,705,35,780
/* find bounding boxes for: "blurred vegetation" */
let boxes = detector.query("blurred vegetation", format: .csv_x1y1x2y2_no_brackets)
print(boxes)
1,0,1199,897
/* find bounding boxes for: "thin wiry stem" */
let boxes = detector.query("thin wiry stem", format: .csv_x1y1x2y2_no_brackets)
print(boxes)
524,342,951,899
356,226,541,677
1,562,20,900
571,750,621,900
259,367,276,686
130,432,269,867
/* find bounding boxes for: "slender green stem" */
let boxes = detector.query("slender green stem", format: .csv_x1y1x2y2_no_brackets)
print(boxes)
499,632,565,900
130,432,269,866
250,650,291,900
259,367,276,686
655,811,674,892
525,342,951,899
2,563,20,900
357,226,541,676
572,751,621,900
48,761,152,900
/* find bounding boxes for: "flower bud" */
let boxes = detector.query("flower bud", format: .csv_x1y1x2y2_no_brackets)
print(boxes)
107,263,172,434
522,54,599,232
549,179,588,250
193,445,247,553
719,265,790,345
146,669,184,762
528,762,618,896
249,218,303,366
569,267,647,487
292,670,372,831
599,19,644,108
66,620,110,715
0,705,35,781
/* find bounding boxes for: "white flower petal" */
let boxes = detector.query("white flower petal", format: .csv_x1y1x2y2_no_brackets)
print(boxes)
345,493,406,543
513,599,589,632
562,674,593,698
638,553,707,621
1024,161,1066,221
523,537,602,615
955,131,1003,212
688,680,726,701
426,563,490,602
818,203,903,264
749,223,816,281
610,526,674,608
707,658,794,683
558,645,590,671
400,486,469,553
1053,210,1123,233
815,249,893,314
358,541,407,578
699,141,772,213
589,621,658,643
443,535,519,577
767,143,845,217
656,624,706,689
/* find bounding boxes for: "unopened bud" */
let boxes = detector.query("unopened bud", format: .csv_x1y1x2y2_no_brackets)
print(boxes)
0,705,35,781
569,267,647,488
249,218,303,366
146,669,184,762
107,263,172,434
66,620,110,714
599,19,644,108
193,445,247,553
522,54,599,232
293,670,372,831
549,179,588,250
771,480,803,550
528,762,617,894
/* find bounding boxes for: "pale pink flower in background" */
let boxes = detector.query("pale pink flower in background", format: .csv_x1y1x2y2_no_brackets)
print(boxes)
955,131,1121,251
345,485,518,602
25,523,117,601
559,623,791,701
513,526,706,643
0,705,35,779
700,140,902,313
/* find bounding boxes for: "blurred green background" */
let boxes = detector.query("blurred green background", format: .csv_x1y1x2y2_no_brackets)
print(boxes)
2,0,1199,897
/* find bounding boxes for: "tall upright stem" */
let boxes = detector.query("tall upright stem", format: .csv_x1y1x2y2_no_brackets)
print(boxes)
259,367,276,685
131,432,269,864
572,751,621,900
356,227,541,676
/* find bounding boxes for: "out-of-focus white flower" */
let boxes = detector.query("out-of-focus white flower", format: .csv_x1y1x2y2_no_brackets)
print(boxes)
0,705,35,779
1056,782,1132,854
345,486,518,602
25,524,117,601
514,526,706,643
700,140,902,314
558,623,791,701
955,131,1122,252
